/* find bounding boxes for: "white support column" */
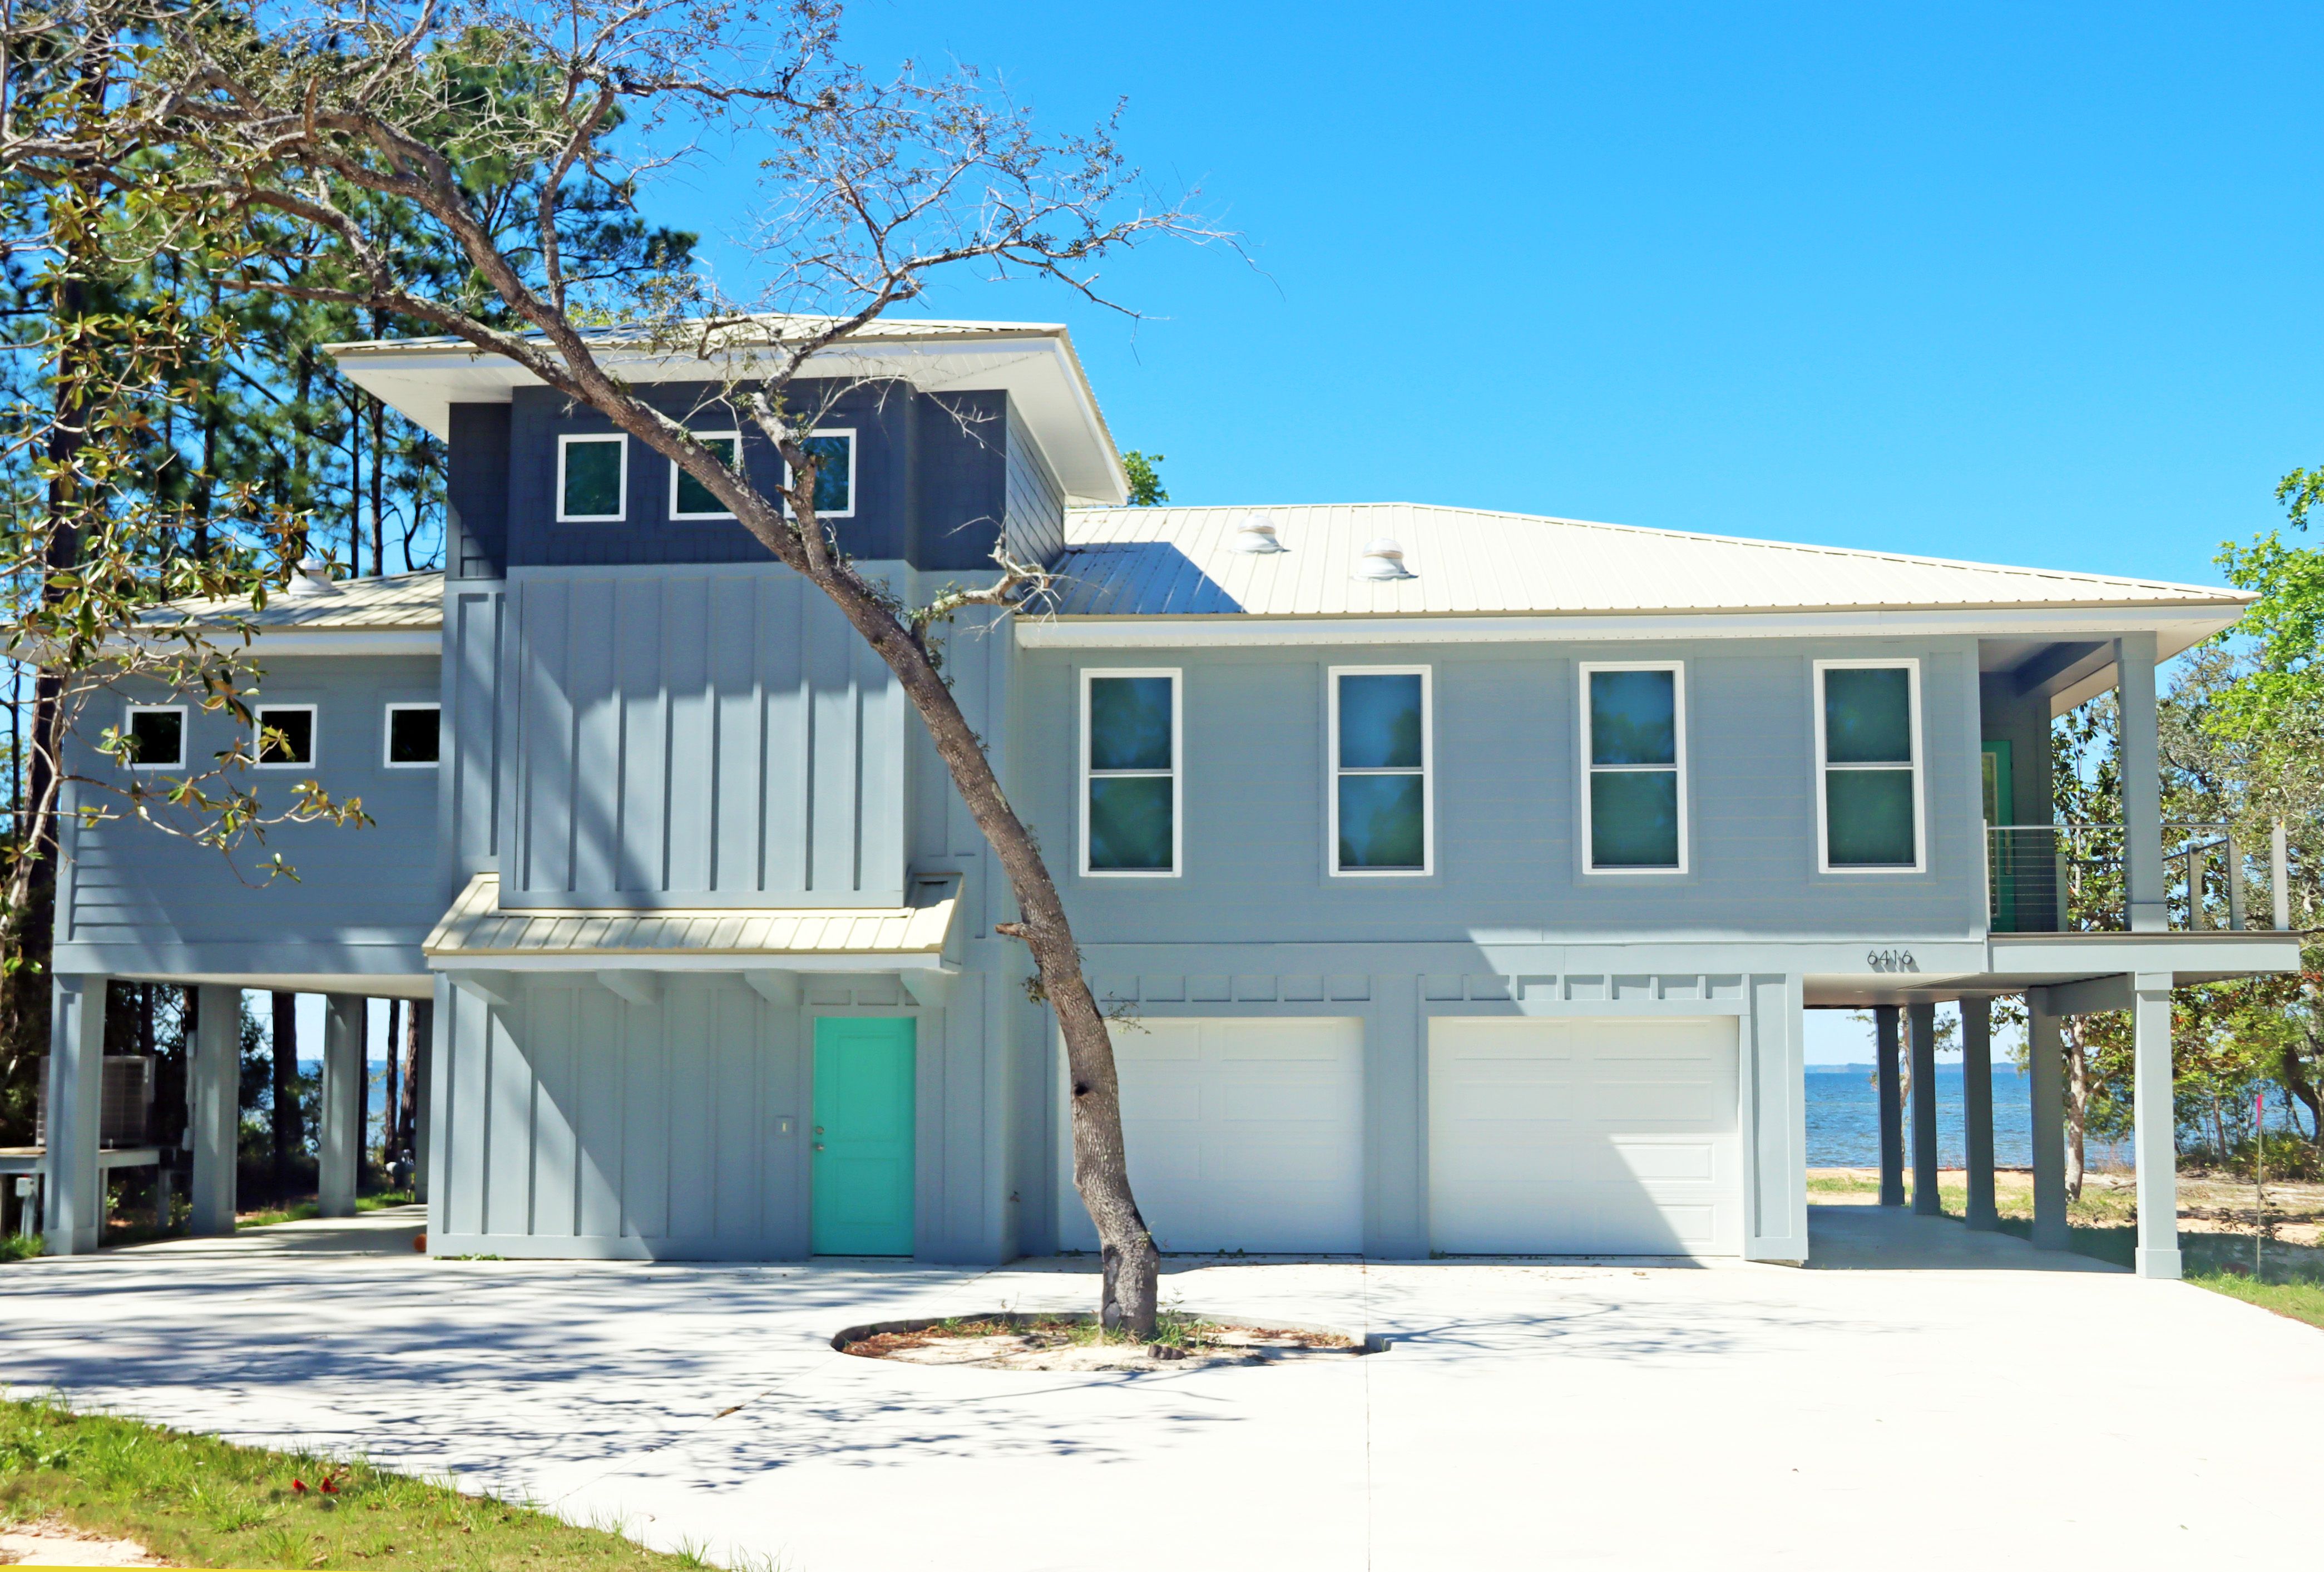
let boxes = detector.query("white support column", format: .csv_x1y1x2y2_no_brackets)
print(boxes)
2028,989,2069,1250
1908,1001,1940,1216
2116,632,2167,933
1875,1006,1904,1207
188,984,241,1235
319,995,364,1218
42,975,108,1255
2132,971,2181,1279
1961,997,1997,1230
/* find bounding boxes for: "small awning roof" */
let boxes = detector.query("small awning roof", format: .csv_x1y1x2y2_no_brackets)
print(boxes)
423,872,962,973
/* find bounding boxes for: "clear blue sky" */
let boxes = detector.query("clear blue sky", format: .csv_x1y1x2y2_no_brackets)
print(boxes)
637,1,2324,592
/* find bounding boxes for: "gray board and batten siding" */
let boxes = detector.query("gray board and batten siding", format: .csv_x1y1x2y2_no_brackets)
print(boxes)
55,655,444,991
446,381,1066,580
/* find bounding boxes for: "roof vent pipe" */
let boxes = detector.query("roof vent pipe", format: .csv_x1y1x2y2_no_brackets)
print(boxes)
1230,515,1285,554
284,556,340,599
1354,537,1414,581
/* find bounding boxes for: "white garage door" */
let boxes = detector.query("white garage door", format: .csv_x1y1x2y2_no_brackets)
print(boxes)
1429,1016,1741,1256
1060,1017,1365,1254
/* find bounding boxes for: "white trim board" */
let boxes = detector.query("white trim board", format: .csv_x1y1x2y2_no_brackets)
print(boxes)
1013,605,2239,654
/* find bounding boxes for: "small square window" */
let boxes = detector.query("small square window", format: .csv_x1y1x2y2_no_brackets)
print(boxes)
670,432,740,520
384,704,440,768
558,434,627,521
253,705,316,769
122,706,185,770
783,429,856,518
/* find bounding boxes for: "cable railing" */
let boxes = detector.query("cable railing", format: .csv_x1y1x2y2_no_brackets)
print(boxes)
1985,822,2295,934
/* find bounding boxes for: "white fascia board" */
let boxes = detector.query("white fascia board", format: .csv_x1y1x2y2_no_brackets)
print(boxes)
110,629,441,659
1015,605,2244,652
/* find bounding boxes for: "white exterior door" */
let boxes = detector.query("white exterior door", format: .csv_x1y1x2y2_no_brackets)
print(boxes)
1060,1016,1365,1254
1428,1016,1742,1255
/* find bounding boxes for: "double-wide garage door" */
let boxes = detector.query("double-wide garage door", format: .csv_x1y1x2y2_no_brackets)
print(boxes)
1060,1014,1742,1257
1430,1016,1742,1256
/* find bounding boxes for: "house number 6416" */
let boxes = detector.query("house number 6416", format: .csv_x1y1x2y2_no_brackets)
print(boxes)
1867,949,1918,973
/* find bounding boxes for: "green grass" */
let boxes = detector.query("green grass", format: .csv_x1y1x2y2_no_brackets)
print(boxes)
0,1391,765,1570
0,1234,39,1263
2187,1271,2324,1331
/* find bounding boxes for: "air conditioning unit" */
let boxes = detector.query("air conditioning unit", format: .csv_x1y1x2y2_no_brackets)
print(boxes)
32,1056,155,1148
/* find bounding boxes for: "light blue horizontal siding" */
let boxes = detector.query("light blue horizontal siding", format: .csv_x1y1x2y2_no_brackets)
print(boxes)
61,654,443,959
1022,638,1988,942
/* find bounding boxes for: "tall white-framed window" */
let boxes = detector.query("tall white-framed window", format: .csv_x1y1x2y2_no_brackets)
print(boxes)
668,430,741,520
1581,661,1687,873
782,427,857,519
1080,668,1180,877
1814,658,1924,873
382,703,441,769
556,433,628,522
252,703,318,770
1329,665,1431,877
121,704,187,771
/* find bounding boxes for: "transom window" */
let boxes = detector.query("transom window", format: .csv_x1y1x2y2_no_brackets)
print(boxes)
383,703,441,768
1331,667,1431,876
783,428,856,519
1583,663,1685,871
253,704,317,769
1081,670,1179,876
1816,659,1923,871
669,431,741,520
557,433,627,522
122,705,186,770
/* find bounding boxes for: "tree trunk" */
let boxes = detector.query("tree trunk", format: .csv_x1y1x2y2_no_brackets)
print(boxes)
556,385,1164,1336
383,998,400,1168
2064,1019,2089,1201
399,1004,419,1159
270,991,300,1197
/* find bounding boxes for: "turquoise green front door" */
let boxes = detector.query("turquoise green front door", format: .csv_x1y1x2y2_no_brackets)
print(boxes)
811,1017,917,1255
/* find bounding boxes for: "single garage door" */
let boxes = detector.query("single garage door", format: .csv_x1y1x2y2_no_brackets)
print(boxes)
1429,1016,1741,1256
1060,1017,1364,1254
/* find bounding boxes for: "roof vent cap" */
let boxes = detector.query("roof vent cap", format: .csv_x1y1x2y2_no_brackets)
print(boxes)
1230,515,1285,554
283,556,341,599
1354,537,1413,581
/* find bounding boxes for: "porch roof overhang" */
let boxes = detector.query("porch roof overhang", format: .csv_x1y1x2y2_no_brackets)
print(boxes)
422,872,963,978
1804,928,2305,1009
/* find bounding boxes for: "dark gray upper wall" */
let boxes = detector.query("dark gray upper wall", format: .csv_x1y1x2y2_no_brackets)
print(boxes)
443,380,1064,576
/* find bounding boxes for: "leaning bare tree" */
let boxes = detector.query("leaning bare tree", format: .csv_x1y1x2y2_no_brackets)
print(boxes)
2,0,1210,1331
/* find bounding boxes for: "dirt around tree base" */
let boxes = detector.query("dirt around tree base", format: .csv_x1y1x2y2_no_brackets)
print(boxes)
834,1312,1371,1372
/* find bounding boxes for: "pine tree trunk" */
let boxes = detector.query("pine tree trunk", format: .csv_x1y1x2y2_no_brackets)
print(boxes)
270,991,300,1197
2064,1019,2089,1201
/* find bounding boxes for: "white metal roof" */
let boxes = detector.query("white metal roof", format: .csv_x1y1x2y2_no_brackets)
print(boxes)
328,315,1128,506
1046,503,2247,620
155,569,446,631
423,871,961,968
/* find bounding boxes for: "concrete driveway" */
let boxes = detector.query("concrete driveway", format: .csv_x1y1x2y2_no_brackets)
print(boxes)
3,1207,2317,1571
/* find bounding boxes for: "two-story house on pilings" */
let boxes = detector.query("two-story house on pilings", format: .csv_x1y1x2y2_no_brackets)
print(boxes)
34,317,2300,1277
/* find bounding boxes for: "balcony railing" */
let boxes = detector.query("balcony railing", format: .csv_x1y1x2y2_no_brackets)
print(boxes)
1986,823,2293,935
